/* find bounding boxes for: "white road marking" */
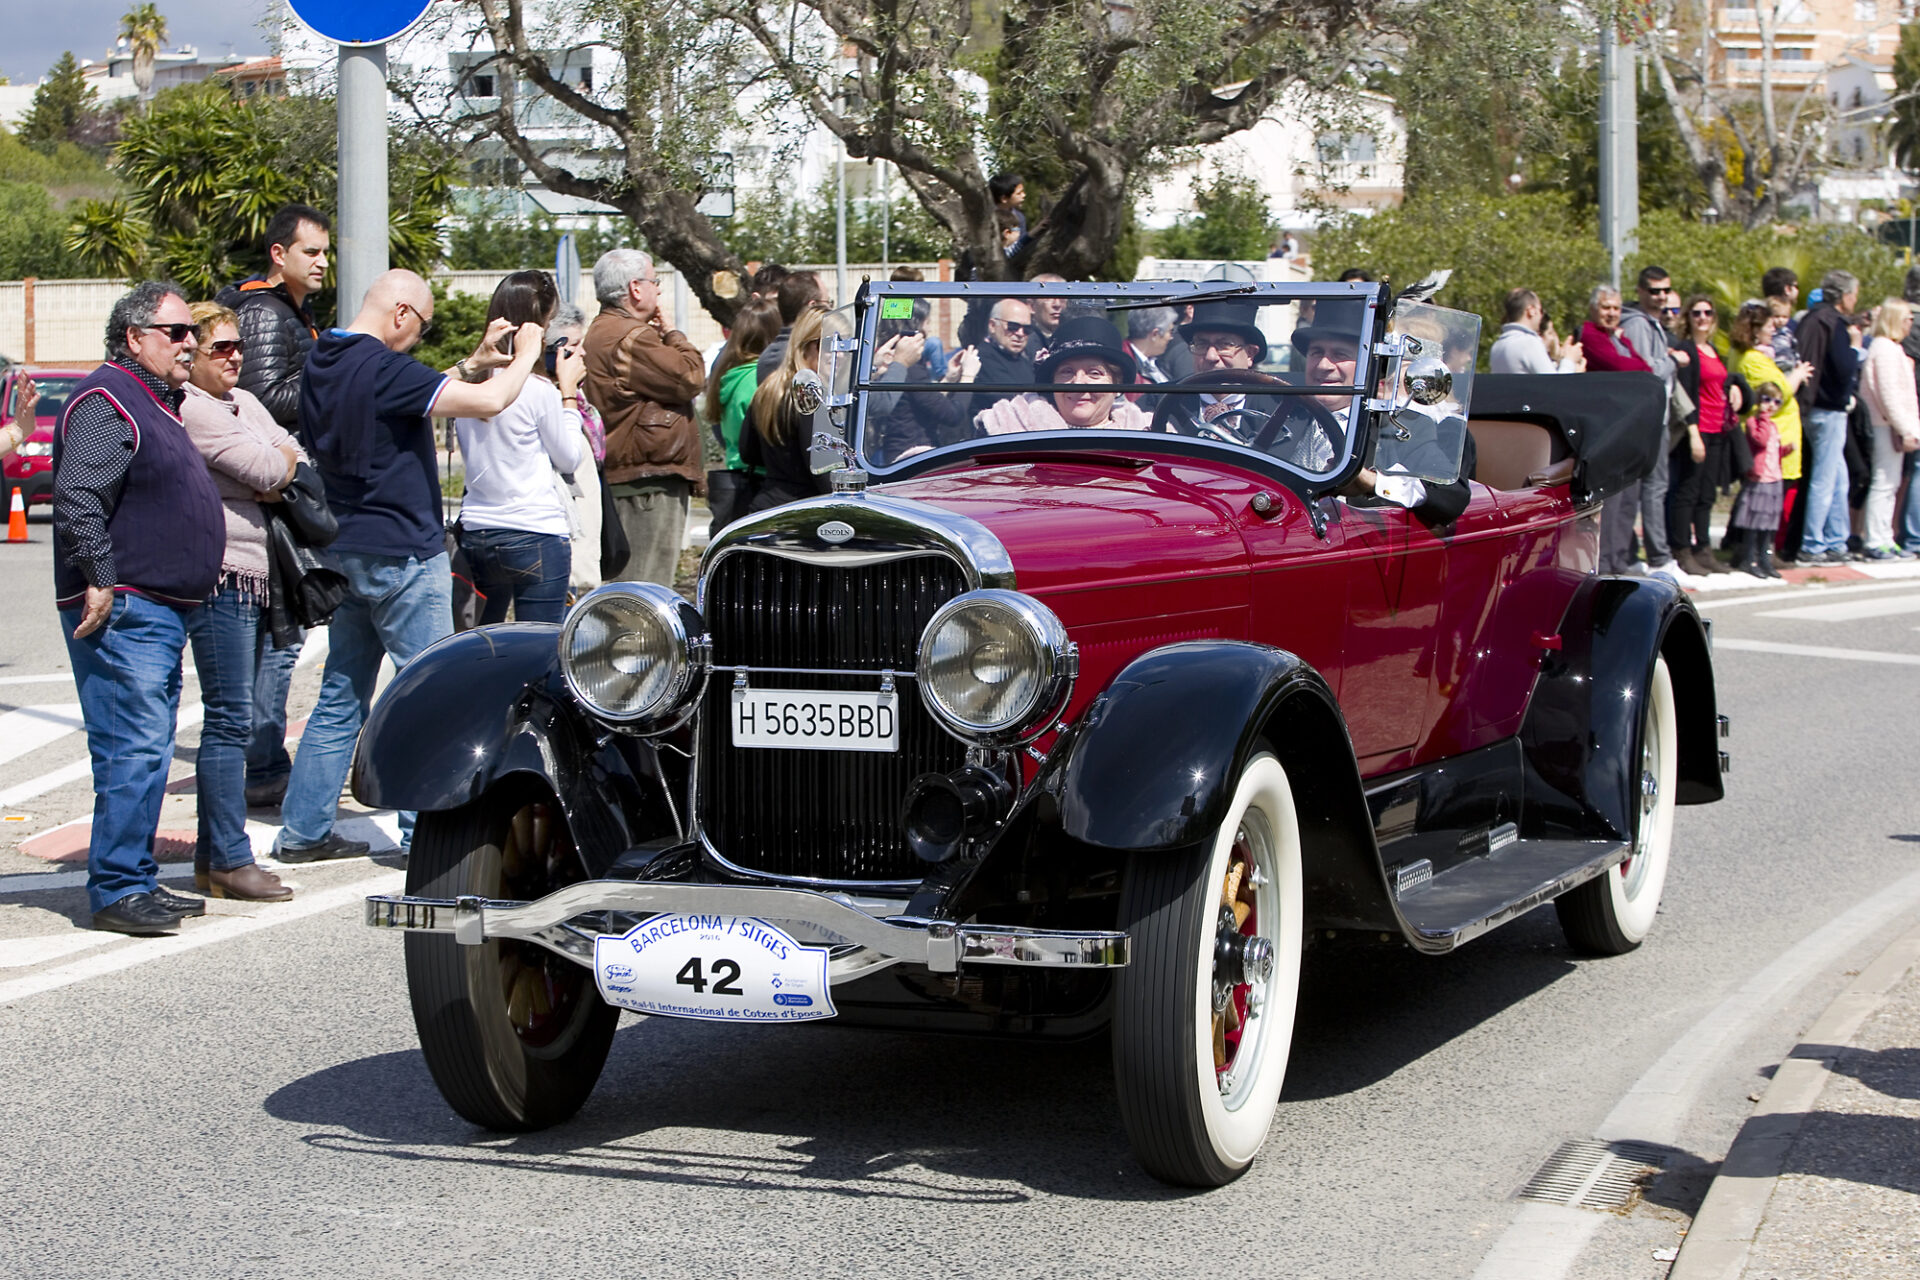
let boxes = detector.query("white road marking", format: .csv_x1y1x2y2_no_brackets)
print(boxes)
1756,592,1920,622
0,704,86,767
0,932,119,968
1696,580,1920,610
1472,867,1920,1280
0,860,196,894
0,673,75,687
1710,638,1920,666
0,869,402,1006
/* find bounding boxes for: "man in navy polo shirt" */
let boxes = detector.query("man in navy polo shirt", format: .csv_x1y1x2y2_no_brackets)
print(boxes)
276,269,545,862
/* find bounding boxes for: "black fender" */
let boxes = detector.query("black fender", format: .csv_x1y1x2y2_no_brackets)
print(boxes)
1520,575,1723,843
350,624,677,876
1041,641,1400,933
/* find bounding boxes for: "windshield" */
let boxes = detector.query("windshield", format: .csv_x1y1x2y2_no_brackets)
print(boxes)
13,376,79,422
847,282,1384,486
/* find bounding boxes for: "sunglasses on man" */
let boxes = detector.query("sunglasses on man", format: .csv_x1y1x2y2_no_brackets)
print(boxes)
996,319,1033,335
141,323,197,344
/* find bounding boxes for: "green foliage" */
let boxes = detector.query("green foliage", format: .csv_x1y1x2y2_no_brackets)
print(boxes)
1152,174,1277,261
66,197,147,278
718,180,953,265
1384,0,1573,198
1312,189,1903,361
1537,58,1708,218
446,200,625,271
87,82,456,293
1892,25,1920,172
0,182,83,278
0,126,115,194
408,283,494,373
17,53,103,156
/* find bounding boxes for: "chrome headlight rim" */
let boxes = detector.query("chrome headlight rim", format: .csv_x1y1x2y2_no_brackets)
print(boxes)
557,582,709,733
915,589,1077,746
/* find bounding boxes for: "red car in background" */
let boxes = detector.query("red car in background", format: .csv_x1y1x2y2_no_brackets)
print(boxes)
2,366,86,509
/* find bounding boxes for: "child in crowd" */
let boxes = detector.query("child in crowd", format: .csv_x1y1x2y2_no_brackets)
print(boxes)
1733,381,1793,578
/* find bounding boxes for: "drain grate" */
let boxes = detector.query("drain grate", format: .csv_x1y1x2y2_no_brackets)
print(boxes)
1516,1139,1667,1211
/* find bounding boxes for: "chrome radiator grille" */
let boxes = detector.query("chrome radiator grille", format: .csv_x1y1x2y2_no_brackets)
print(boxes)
698,550,969,882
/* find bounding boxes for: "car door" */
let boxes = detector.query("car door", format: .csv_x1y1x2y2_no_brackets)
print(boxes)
1335,498,1449,770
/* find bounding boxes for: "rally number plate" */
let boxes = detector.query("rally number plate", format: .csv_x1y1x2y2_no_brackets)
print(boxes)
593,914,835,1023
731,689,898,752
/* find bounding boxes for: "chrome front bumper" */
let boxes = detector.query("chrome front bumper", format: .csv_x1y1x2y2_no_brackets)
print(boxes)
365,880,1129,981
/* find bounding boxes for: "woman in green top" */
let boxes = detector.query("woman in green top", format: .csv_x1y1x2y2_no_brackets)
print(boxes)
702,297,781,535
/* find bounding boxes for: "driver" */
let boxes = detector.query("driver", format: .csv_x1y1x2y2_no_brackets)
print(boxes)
1322,308,1476,523
1163,301,1336,470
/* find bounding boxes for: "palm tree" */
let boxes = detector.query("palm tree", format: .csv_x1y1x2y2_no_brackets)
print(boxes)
119,4,168,112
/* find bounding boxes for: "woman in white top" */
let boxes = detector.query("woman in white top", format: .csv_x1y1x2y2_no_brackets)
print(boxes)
454,270,588,623
1857,297,1920,559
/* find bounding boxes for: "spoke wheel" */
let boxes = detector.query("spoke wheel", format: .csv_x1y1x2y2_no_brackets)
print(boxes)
1556,656,1678,955
405,781,619,1131
1113,751,1303,1187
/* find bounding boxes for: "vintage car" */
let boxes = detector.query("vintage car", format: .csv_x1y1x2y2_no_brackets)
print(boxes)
359,279,1726,1188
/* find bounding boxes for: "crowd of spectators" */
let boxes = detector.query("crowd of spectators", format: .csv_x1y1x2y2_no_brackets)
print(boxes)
1496,262,1920,581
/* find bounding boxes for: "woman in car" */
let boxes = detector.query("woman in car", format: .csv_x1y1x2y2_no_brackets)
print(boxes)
744,307,833,510
973,316,1150,434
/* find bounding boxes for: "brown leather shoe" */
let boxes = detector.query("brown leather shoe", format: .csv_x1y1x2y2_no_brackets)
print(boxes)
208,863,294,902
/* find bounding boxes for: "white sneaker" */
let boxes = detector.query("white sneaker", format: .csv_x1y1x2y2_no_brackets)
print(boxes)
1623,562,1652,577
1648,561,1697,588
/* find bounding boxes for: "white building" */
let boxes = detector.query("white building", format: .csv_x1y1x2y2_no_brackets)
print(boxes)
1139,86,1406,237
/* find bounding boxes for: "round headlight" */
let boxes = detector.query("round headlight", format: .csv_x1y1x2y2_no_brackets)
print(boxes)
559,583,708,730
917,590,1076,744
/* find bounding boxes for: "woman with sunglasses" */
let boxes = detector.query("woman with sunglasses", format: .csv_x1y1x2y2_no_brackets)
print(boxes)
1666,294,1742,575
176,300,303,902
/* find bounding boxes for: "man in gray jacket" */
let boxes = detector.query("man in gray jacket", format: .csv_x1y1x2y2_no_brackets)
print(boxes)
1603,265,1691,585
1489,289,1584,374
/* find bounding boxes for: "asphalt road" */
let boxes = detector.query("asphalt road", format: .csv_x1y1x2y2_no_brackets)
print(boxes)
3,529,1918,1279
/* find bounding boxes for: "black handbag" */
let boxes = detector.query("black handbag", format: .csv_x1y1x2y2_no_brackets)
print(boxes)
266,508,347,632
279,461,338,548
1724,408,1755,485
599,474,631,579
446,524,486,632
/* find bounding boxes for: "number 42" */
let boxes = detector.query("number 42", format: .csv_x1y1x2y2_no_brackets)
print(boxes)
676,957,744,996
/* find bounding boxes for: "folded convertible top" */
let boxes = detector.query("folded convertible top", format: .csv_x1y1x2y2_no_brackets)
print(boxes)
1471,372,1667,505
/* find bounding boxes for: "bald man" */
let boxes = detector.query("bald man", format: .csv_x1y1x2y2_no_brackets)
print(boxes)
276,269,545,863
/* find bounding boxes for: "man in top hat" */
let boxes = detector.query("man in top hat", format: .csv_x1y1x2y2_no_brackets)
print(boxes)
1158,301,1337,473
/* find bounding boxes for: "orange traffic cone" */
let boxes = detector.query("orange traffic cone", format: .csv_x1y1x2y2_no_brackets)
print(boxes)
5,487,26,543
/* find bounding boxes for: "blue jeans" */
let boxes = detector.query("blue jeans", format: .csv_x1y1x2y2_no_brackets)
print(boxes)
279,550,452,851
1901,453,1920,550
247,628,301,788
184,586,261,873
1801,408,1853,554
62,593,191,913
460,526,571,624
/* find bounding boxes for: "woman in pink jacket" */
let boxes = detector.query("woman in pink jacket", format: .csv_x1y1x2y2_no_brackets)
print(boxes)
1857,298,1920,559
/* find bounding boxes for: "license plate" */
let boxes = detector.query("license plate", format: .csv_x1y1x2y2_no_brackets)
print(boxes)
593,915,836,1023
731,689,899,752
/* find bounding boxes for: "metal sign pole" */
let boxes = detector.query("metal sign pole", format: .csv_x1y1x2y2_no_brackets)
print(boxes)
1597,26,1639,289
336,42,390,319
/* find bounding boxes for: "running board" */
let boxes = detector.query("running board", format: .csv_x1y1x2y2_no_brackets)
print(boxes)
1386,838,1630,951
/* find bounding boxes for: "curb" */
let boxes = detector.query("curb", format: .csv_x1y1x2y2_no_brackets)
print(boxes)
1668,917,1920,1279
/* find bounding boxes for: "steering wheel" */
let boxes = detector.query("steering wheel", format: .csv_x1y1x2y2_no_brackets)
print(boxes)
1149,368,1346,459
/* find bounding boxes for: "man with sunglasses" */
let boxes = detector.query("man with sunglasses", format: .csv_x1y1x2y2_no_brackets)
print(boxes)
51,281,227,934
955,297,1035,420
216,204,332,809
1604,264,1690,586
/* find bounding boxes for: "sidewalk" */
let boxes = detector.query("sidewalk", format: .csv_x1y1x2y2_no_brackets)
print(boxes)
1670,922,1920,1279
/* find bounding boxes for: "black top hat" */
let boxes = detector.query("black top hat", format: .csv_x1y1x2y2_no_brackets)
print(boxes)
1037,316,1139,384
1291,297,1369,355
1179,301,1267,353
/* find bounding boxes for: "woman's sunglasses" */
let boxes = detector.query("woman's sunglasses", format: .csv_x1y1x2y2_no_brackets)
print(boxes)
201,339,244,358
1690,308,1715,318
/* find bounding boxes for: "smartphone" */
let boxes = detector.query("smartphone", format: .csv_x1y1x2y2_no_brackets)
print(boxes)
496,330,515,357
544,335,570,378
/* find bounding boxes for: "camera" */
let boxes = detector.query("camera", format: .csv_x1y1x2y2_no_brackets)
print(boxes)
544,336,572,378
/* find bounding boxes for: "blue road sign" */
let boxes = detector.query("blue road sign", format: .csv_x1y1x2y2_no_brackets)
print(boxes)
285,0,436,47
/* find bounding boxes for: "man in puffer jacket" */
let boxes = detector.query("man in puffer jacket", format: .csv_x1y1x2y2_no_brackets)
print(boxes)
215,204,330,430
213,203,331,808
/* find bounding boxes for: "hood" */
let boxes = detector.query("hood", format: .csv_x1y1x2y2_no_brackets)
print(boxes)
881,457,1257,624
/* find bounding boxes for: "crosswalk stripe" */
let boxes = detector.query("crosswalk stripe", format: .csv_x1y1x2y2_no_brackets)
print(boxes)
0,673,77,687
0,701,204,808
1757,592,1920,622
1712,638,1920,666
0,704,86,768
